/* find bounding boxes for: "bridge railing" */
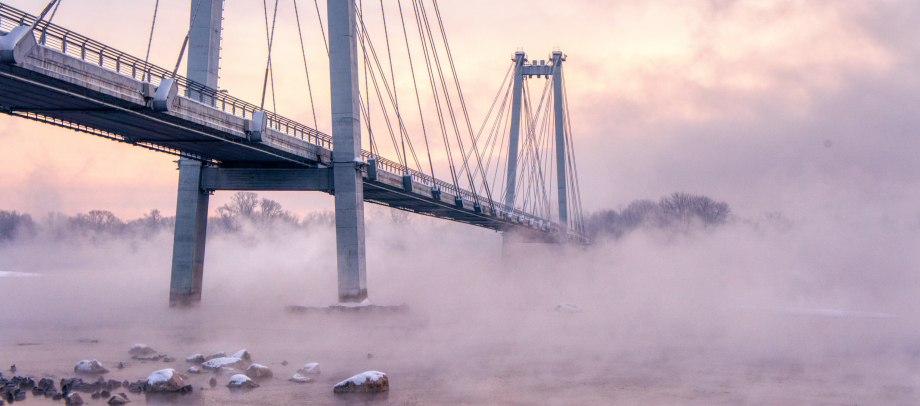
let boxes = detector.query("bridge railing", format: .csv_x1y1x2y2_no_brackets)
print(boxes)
0,4,332,149
0,3,557,231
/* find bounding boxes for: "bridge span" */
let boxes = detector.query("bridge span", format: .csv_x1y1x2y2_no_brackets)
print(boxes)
0,0,588,306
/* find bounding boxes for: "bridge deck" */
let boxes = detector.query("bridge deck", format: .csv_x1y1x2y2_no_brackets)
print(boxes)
0,7,587,243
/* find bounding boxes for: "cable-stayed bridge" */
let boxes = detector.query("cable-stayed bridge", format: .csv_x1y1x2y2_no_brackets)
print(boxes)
0,0,589,306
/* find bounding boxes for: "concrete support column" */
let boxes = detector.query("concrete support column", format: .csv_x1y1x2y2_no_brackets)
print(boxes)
187,0,223,89
504,51,526,212
169,158,210,307
328,0,367,302
552,51,568,230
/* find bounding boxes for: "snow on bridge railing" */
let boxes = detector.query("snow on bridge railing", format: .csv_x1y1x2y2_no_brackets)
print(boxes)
0,3,558,231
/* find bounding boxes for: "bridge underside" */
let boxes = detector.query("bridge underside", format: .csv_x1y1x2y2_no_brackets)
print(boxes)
0,48,556,239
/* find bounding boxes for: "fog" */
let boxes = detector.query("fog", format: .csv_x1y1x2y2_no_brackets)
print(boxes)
2,197,920,404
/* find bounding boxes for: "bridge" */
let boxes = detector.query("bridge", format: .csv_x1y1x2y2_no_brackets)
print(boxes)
0,0,589,306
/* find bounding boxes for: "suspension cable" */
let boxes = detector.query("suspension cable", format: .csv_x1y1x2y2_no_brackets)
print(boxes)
313,0,328,53
260,0,280,111
38,0,62,44
142,0,159,82
397,0,435,179
293,0,319,130
170,0,205,79
379,0,408,174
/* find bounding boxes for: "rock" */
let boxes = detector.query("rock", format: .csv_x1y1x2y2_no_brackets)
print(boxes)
187,367,201,374
245,364,273,379
333,371,388,394
44,389,59,398
179,385,193,394
53,393,63,401
231,350,252,364
367,353,374,359
74,360,109,374
162,356,176,363
107,393,130,405
201,357,248,370
65,392,84,405
185,354,205,363
32,386,44,395
555,303,583,313
296,363,321,375
8,366,13,373
101,389,111,398
91,392,101,399
204,352,225,361
14,392,25,401
208,378,217,388
280,360,288,366
128,344,156,356
38,378,55,389
107,379,122,389
117,362,124,370
133,355,163,361
144,369,186,393
226,374,259,389
288,374,314,383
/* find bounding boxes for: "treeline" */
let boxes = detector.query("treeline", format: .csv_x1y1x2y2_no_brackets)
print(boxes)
586,192,731,239
0,192,334,244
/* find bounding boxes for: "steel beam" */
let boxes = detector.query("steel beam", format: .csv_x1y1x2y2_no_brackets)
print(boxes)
200,167,333,191
328,0,367,303
504,51,526,211
169,158,210,307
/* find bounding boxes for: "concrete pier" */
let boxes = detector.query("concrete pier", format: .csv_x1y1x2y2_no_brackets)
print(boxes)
328,0,368,302
169,158,210,306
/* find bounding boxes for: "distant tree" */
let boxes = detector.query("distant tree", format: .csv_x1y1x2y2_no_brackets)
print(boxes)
69,210,124,233
0,210,36,242
586,192,732,239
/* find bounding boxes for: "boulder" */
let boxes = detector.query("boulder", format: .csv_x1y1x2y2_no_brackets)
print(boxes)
185,354,205,364
204,352,225,361
144,369,186,393
333,371,388,394
128,344,156,356
231,350,252,364
208,378,217,388
186,367,201,374
555,303,583,313
226,374,259,389
65,392,84,405
74,360,109,374
296,363,320,375
107,393,130,405
288,374,314,383
245,364,272,379
201,357,248,371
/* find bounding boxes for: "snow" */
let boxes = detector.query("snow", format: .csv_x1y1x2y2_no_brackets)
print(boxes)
334,298,371,308
555,303,583,312
300,363,319,373
146,369,175,385
186,354,203,362
0,271,39,278
335,371,386,387
228,374,253,386
74,360,104,372
232,349,248,358
202,357,242,369
290,374,314,383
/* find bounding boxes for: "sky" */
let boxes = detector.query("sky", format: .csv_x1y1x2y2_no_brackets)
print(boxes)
1,0,919,225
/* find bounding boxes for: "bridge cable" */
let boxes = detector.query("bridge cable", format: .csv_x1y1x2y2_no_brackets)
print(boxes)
417,0,480,205
397,0,436,179
142,0,159,82
431,0,494,209
169,0,205,79
379,0,409,175
260,0,280,111
293,0,319,130
410,0,459,193
170,0,205,79
561,69,585,233
37,0,61,45
312,0,328,53
457,61,513,180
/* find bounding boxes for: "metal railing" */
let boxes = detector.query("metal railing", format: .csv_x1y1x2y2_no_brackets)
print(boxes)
0,3,558,231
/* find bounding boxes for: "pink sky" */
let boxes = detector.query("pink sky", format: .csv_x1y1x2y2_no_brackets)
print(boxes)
1,0,917,223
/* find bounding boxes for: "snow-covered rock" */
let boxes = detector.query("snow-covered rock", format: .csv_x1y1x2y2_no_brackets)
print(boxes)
289,374,315,383
201,357,248,370
555,303,583,313
145,369,186,392
333,371,388,393
187,367,201,374
74,360,109,374
296,363,320,375
245,364,273,379
185,354,205,363
128,344,156,356
226,374,259,388
107,393,130,405
232,349,252,364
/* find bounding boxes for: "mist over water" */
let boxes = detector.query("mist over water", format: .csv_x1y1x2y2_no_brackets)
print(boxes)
2,201,920,404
